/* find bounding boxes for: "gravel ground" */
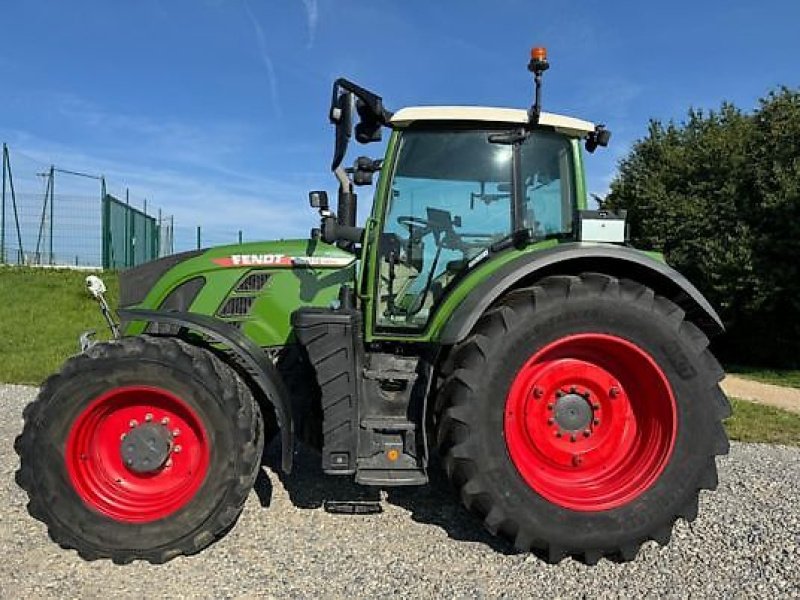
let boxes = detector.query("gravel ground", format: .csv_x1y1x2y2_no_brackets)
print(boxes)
1,383,798,599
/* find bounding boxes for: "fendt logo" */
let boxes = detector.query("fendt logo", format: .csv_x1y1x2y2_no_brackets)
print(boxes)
212,254,354,268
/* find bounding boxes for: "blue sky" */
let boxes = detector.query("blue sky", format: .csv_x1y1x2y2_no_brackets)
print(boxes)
1,0,798,250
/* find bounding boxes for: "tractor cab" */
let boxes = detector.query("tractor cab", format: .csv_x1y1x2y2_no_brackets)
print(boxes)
312,47,612,336
374,107,593,330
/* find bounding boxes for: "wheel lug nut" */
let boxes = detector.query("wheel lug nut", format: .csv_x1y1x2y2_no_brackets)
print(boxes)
120,433,127,441
128,419,138,428
532,387,543,399
173,444,182,453
555,431,562,438
592,403,600,410
610,386,620,398
569,386,577,394
165,458,173,468
593,419,600,426
570,434,577,442
555,390,564,398
547,418,554,425
145,413,153,422
172,428,180,437
583,430,591,437
582,391,591,399
547,403,554,410
161,417,170,425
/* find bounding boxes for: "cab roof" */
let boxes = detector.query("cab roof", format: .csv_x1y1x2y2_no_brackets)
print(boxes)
389,106,595,137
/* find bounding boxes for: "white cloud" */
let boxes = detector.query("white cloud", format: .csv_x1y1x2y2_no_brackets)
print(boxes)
299,0,319,49
242,0,281,117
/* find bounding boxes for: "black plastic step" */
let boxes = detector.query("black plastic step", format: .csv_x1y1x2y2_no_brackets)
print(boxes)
355,468,428,486
360,417,416,431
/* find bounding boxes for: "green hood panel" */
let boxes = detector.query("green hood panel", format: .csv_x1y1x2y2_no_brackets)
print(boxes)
122,239,356,346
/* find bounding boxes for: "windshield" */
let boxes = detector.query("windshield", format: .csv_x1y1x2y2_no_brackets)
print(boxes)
376,128,576,330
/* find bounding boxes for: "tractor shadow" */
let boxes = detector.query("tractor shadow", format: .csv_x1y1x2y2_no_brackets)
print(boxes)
261,438,516,555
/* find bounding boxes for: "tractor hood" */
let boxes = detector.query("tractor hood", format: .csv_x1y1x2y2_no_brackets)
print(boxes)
119,239,355,309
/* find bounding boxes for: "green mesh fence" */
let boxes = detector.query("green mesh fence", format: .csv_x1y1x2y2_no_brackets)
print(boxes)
102,194,160,269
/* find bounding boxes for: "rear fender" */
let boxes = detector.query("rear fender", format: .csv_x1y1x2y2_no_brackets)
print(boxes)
118,308,294,472
439,243,724,344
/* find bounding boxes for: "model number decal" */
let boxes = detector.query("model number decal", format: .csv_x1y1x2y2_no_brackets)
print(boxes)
212,254,354,268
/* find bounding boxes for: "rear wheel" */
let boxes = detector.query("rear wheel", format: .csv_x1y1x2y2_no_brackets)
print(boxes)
437,273,730,564
15,336,264,564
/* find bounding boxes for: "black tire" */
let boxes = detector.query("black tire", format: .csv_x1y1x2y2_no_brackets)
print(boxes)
14,335,264,564
436,273,730,564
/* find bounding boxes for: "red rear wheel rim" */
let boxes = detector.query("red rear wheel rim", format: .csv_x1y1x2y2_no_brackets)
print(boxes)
504,333,677,511
65,386,210,523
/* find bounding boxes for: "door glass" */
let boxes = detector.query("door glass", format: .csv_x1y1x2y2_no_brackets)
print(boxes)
377,130,512,329
520,132,575,238
376,129,577,331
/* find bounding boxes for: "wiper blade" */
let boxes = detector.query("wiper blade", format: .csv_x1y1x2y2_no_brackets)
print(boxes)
487,130,528,145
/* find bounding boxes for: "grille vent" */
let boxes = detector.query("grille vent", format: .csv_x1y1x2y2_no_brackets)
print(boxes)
218,296,255,317
236,272,271,292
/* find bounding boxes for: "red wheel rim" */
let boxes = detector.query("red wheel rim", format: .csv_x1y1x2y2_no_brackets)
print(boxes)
504,334,676,511
65,386,210,523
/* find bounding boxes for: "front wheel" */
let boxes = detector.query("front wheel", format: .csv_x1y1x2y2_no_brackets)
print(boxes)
15,336,264,564
437,273,730,564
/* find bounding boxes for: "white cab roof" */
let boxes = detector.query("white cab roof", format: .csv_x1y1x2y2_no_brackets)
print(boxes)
390,106,595,137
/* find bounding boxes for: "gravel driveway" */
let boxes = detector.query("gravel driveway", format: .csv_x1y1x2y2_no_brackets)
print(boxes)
1,383,798,598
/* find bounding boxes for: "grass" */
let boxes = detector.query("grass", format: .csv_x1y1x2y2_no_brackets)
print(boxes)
725,365,800,389
724,398,800,446
0,267,118,384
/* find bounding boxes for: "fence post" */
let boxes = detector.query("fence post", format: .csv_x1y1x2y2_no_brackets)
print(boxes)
1,144,6,264
33,169,51,264
196,226,201,250
142,198,148,263
4,145,24,264
125,188,130,268
157,208,162,259
49,165,54,265
101,177,109,269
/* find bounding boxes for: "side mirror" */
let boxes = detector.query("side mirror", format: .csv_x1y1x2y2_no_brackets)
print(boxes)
355,99,383,143
585,125,612,153
330,91,353,170
309,190,329,210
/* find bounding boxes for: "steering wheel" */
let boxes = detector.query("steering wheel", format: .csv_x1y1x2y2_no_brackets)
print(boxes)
396,215,430,240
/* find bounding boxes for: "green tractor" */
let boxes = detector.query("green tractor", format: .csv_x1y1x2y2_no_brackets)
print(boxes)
15,49,729,565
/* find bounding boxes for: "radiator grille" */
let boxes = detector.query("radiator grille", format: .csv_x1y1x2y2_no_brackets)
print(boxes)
217,296,255,317
236,272,271,292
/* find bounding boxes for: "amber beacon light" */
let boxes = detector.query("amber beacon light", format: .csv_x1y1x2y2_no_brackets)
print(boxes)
531,46,547,62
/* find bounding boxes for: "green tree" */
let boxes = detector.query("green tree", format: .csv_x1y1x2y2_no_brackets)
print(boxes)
606,88,800,367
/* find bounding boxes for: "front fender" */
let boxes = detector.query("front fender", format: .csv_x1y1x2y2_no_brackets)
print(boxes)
118,308,294,473
439,243,724,345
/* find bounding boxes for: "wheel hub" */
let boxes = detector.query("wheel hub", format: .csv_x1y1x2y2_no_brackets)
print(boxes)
553,393,592,432
504,333,677,511
120,423,173,473
65,385,209,522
